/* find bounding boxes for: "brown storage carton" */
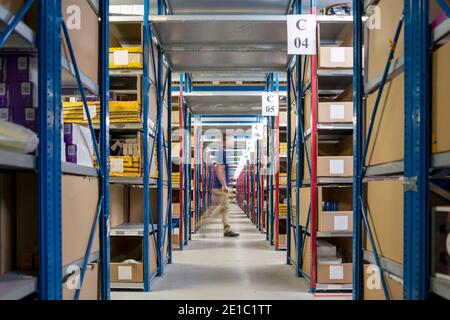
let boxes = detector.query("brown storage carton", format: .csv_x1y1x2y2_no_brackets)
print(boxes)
318,186,353,232
365,75,404,166
0,0,24,14
0,174,14,275
432,41,450,154
110,236,157,283
366,180,403,263
317,156,353,177
319,211,353,233
63,262,99,300
172,203,181,217
318,102,353,123
62,175,100,266
110,184,126,228
367,1,404,80
317,263,352,284
363,264,403,300
16,173,38,271
319,47,353,69
129,187,168,224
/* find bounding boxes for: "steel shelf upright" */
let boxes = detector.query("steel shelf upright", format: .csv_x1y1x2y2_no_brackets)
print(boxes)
38,0,63,300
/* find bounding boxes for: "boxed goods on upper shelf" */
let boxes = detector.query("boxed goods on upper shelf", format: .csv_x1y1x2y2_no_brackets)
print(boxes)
109,47,143,69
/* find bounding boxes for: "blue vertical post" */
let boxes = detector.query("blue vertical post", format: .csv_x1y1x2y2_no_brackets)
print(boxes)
99,0,111,300
352,0,364,300
38,0,62,300
142,0,151,291
286,69,292,264
157,32,165,277
403,0,430,300
183,98,189,246
188,114,192,240
167,71,173,264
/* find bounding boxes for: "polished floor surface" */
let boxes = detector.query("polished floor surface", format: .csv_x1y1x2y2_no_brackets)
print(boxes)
111,204,351,300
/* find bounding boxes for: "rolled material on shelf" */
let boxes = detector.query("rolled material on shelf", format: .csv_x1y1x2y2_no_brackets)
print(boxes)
0,120,38,153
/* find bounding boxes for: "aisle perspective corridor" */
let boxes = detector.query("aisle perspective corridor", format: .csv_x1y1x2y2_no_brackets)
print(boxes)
111,204,351,300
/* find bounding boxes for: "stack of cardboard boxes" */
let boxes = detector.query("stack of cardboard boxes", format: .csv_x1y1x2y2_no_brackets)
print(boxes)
0,56,37,132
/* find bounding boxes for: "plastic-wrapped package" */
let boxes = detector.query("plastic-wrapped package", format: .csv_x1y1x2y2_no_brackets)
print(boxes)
324,3,352,16
0,120,39,153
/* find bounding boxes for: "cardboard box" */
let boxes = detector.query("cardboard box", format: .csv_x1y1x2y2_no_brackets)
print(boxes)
363,264,403,300
63,262,99,300
366,180,403,263
317,156,353,177
129,187,168,224
172,203,180,217
62,175,100,266
318,102,353,123
64,123,94,152
0,174,14,275
319,211,353,233
8,82,33,107
110,236,157,283
109,48,143,69
5,56,31,82
16,173,38,271
317,263,352,284
319,47,353,68
110,184,126,228
11,106,37,132
66,144,94,167
317,239,337,257
432,41,450,154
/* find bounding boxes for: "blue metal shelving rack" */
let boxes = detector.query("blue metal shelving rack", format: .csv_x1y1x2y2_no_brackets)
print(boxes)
0,0,111,300
352,0,448,300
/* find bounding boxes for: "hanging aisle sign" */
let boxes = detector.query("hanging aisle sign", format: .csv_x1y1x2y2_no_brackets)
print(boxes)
252,123,264,140
287,15,317,55
262,92,279,116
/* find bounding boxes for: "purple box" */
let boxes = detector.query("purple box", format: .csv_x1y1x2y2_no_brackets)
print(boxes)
6,56,31,82
11,106,37,132
0,82,7,107
0,57,5,82
65,144,93,167
8,82,33,107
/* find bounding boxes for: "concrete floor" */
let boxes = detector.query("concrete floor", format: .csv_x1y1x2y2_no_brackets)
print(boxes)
112,204,351,300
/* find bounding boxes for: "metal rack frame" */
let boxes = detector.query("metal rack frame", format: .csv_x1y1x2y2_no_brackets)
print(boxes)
0,0,110,300
352,0,450,300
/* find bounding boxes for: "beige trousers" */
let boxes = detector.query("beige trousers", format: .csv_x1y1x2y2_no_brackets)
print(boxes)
211,188,231,232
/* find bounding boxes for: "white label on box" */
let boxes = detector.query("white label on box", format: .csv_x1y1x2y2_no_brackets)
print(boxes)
113,50,129,66
330,47,346,63
329,265,344,280
83,104,97,120
25,108,35,121
334,216,349,231
330,160,345,175
18,57,28,70
21,83,31,96
69,97,77,103
67,145,76,156
110,158,124,173
0,83,6,96
0,109,8,121
262,92,279,116
118,266,133,281
330,104,345,120
287,15,317,55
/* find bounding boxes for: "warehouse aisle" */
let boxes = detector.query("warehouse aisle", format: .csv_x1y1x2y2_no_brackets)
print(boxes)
111,204,350,300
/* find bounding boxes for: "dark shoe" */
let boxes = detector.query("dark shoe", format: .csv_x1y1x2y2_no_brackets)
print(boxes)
224,230,240,237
